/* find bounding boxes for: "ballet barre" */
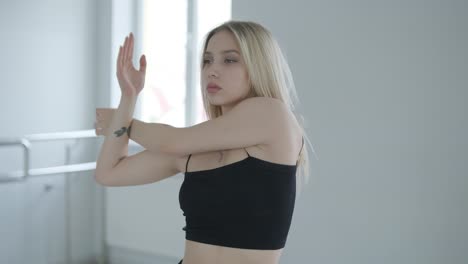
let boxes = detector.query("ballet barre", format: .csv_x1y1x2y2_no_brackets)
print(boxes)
0,130,97,183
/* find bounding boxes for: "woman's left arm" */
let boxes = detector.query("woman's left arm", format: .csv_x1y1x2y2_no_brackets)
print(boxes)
128,119,174,154
129,97,287,157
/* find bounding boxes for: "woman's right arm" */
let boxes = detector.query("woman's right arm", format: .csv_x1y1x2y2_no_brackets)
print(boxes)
94,106,182,186
94,32,182,186
96,149,181,187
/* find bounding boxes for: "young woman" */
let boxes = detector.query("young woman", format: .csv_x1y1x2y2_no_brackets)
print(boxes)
95,21,312,264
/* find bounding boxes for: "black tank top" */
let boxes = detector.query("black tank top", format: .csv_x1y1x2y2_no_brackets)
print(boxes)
178,137,304,250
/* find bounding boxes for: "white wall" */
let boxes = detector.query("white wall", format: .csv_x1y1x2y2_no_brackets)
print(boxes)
0,0,97,136
233,0,468,263
0,0,106,263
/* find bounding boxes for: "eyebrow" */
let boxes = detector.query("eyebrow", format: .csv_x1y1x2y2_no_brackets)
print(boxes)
204,50,240,55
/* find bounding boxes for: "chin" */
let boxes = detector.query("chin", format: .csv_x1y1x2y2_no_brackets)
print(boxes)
207,96,222,105
206,92,246,106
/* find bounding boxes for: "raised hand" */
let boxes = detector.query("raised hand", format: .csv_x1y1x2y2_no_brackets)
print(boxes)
117,33,147,97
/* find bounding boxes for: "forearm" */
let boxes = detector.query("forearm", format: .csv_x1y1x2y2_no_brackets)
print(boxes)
130,119,174,155
96,96,136,177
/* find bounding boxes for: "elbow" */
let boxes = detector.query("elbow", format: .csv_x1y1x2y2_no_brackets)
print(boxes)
94,172,106,186
94,169,111,186
94,158,126,186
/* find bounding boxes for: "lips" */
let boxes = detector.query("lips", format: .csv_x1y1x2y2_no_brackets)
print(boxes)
207,82,222,93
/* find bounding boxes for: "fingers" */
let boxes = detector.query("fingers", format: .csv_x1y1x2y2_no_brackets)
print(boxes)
116,34,130,75
118,33,134,68
94,121,102,135
95,109,103,135
95,108,115,136
139,54,146,73
128,33,134,62
96,108,114,119
123,36,129,64
118,46,123,71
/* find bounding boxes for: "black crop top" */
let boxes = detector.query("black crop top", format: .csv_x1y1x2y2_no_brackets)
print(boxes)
178,138,304,250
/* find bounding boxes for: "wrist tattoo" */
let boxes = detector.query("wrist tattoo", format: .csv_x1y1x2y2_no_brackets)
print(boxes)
113,127,128,137
113,120,133,138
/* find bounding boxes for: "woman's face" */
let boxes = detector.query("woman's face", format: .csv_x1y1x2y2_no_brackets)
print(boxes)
201,30,251,112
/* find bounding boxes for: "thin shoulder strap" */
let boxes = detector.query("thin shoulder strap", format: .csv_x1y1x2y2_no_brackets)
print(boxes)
185,154,192,173
243,148,251,157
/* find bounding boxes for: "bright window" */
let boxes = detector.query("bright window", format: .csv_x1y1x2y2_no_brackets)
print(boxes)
140,0,231,127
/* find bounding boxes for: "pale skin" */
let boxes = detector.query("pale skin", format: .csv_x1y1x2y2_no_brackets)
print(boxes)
95,30,303,264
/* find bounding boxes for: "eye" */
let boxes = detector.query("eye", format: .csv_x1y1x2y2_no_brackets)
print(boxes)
203,58,213,65
225,58,237,63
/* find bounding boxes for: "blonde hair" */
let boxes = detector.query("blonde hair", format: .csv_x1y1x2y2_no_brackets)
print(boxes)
200,21,317,193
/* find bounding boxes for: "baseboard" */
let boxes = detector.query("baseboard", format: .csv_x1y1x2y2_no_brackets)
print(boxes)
107,245,181,264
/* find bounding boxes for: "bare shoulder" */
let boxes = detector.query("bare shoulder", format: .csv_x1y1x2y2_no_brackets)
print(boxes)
238,97,293,128
246,97,300,134
242,96,288,114
255,98,303,162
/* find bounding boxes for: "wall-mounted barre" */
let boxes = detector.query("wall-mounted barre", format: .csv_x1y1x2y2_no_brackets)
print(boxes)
0,130,97,183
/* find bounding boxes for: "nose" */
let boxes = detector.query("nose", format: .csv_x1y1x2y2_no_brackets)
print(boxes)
205,62,219,79
208,70,218,78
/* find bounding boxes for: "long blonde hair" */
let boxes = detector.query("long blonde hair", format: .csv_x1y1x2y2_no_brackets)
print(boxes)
200,21,317,193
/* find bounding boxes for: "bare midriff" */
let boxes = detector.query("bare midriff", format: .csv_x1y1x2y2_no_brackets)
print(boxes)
181,240,283,264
